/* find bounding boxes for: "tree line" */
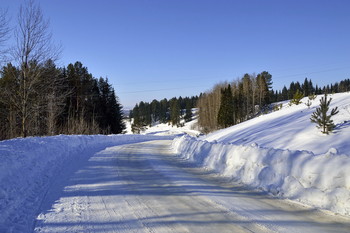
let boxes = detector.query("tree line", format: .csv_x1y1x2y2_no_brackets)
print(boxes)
130,96,198,133
0,1,124,140
272,78,350,102
0,61,125,140
198,71,272,133
198,71,350,133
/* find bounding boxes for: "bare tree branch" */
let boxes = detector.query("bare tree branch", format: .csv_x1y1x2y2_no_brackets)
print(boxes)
13,0,61,66
10,0,62,137
0,8,10,63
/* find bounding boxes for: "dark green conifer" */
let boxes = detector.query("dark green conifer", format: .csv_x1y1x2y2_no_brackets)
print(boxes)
290,89,304,105
217,85,234,128
184,100,193,122
170,98,180,126
310,94,339,134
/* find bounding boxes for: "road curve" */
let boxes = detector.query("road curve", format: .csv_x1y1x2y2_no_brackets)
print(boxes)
34,140,350,233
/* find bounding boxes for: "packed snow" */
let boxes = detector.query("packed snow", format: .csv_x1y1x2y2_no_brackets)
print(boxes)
0,134,173,233
172,92,350,216
33,140,350,233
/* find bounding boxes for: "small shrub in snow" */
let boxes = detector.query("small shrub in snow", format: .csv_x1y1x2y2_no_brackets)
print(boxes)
310,93,339,134
308,93,317,101
289,90,304,105
305,99,312,109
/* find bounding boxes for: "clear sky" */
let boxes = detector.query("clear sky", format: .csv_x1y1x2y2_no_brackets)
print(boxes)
2,0,350,108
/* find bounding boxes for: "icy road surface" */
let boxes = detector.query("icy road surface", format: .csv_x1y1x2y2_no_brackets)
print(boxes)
34,140,350,233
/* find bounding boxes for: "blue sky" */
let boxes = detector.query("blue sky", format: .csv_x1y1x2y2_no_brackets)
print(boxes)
3,0,350,108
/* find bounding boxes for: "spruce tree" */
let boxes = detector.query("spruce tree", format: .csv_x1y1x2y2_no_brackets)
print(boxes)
159,98,168,123
98,77,125,134
184,100,192,122
170,98,180,126
310,93,339,134
131,104,142,134
217,85,234,128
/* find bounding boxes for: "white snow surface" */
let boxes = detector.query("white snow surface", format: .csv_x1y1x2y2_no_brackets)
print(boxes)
142,120,200,137
172,93,350,216
203,92,350,155
0,134,173,233
125,113,201,137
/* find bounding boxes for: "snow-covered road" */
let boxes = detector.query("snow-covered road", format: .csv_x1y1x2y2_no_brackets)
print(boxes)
34,140,350,233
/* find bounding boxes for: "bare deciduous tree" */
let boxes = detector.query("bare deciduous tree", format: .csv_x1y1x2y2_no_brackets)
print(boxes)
10,0,61,137
0,8,10,63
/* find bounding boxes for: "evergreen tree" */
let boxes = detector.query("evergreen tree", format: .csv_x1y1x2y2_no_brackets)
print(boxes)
184,99,193,122
131,104,142,134
217,85,234,128
290,89,304,105
150,99,160,122
129,110,133,122
97,77,125,134
310,93,339,134
159,98,168,123
302,78,310,96
281,86,288,101
308,79,315,94
170,98,180,126
262,71,273,104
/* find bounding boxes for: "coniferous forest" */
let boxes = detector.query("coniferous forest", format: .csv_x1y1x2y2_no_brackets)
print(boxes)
0,61,125,140
130,96,198,133
0,1,125,140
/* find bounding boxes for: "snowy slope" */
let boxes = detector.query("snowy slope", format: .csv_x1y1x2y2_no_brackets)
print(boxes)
203,92,350,155
172,92,350,216
125,111,201,137
141,119,200,137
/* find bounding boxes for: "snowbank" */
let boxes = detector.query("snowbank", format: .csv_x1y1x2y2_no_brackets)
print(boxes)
0,134,172,232
172,135,350,216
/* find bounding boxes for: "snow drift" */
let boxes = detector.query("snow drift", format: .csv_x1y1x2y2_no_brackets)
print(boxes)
172,135,350,216
0,134,172,232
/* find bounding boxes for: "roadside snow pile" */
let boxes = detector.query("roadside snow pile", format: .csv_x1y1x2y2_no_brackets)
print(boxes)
173,135,350,216
0,134,171,232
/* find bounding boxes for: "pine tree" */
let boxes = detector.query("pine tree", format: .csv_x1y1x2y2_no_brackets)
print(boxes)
170,98,180,126
150,99,160,122
217,85,234,128
97,77,125,134
290,89,304,105
131,104,142,134
184,99,192,122
310,94,339,134
159,98,168,123
302,78,310,96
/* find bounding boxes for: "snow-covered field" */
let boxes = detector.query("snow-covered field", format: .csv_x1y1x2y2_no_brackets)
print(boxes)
0,134,173,232
172,92,350,216
124,113,201,137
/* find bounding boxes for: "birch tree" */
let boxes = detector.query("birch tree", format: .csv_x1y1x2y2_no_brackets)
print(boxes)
11,0,61,137
0,8,10,63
